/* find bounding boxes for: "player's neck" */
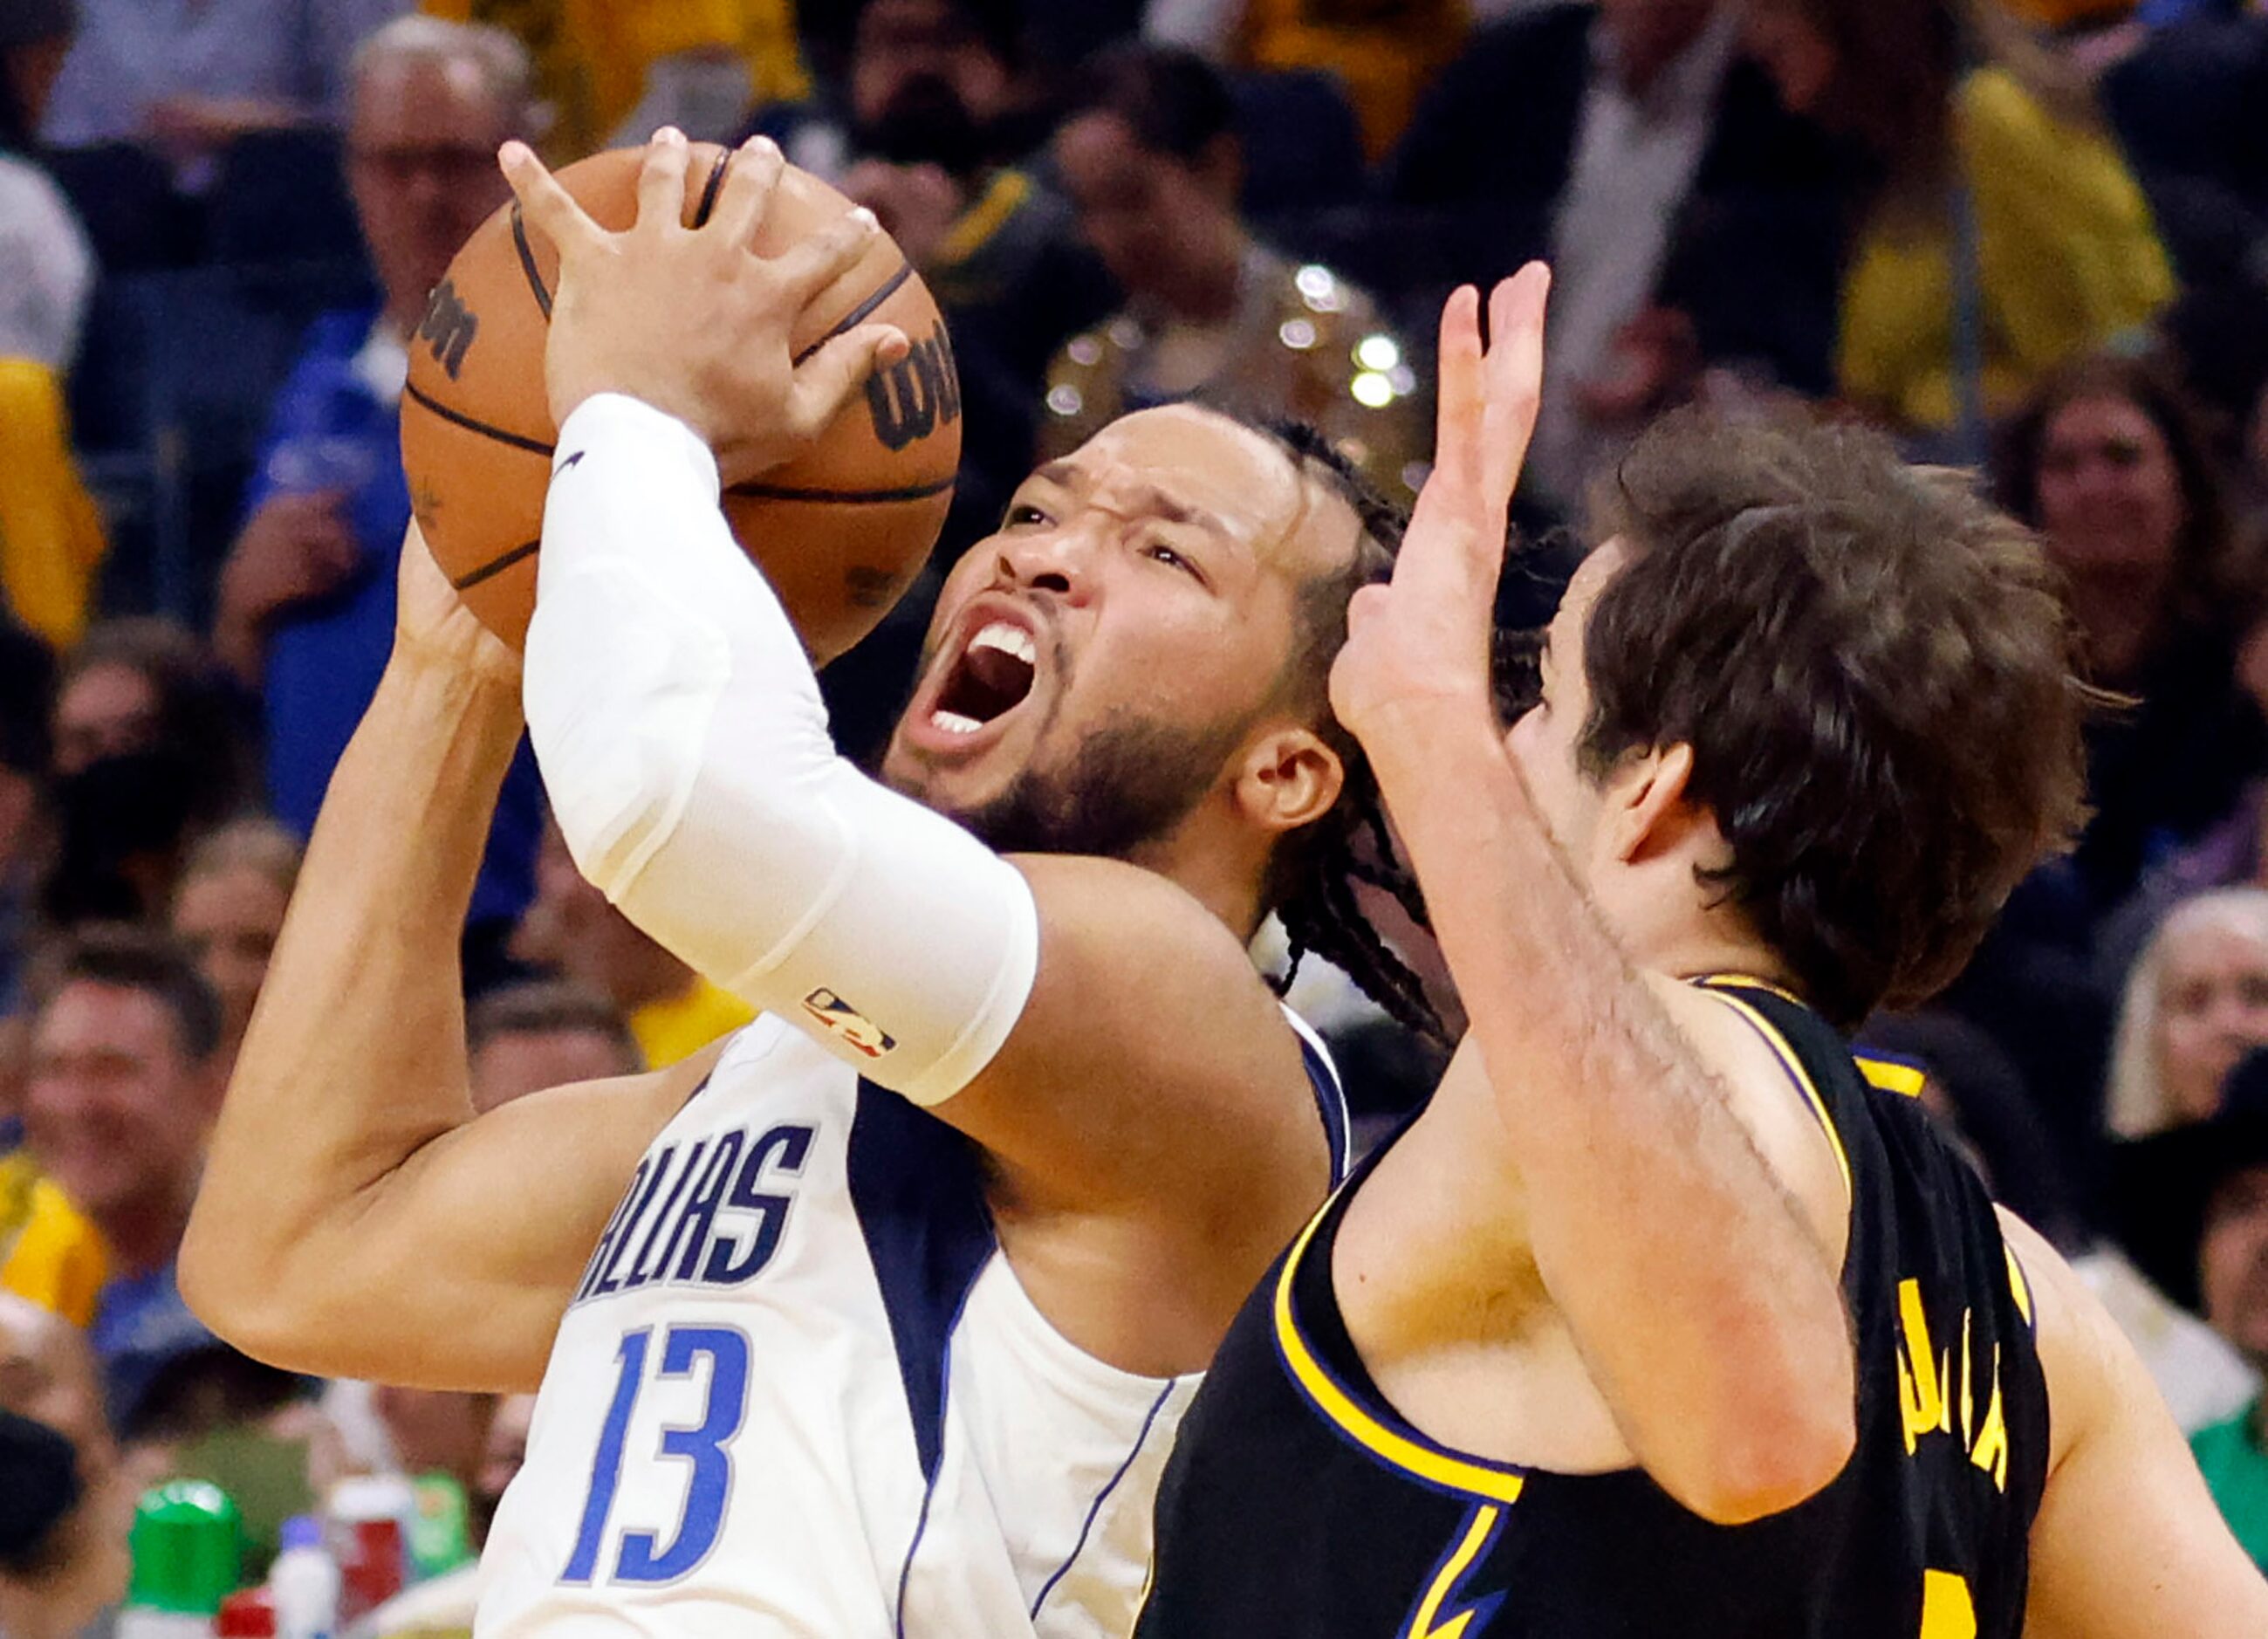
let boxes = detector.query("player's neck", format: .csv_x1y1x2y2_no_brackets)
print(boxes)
1127,815,1271,943
1625,908,1795,1003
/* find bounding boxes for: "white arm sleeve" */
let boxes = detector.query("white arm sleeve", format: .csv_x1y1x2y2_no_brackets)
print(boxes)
522,394,1038,1105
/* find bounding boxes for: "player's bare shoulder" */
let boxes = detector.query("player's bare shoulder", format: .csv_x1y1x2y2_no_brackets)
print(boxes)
984,852,1333,1202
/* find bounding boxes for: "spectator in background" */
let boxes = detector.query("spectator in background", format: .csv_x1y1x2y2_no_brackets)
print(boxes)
20,929,227,1431
0,1295,118,1485
51,621,244,793
0,623,53,1010
213,16,542,975
44,621,253,930
2117,1050,2268,1564
169,820,299,1075
0,365,106,652
771,0,1115,520
1043,45,1427,499
2107,888,2268,1141
39,0,413,175
1144,0,1466,158
0,1148,105,1333
1743,0,2172,454
1382,0,1853,508
1995,355,2267,915
511,822,752,1070
0,1410,130,1639
467,981,641,1113
0,0,92,374
426,0,808,157
2093,5,2268,288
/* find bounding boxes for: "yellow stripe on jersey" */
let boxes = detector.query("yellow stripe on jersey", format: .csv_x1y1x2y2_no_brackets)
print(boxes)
2004,1244,2035,1329
1695,987,1854,1199
1402,1505,1505,1638
1857,1056,1928,1099
1693,971,1806,1006
1273,1202,1527,1505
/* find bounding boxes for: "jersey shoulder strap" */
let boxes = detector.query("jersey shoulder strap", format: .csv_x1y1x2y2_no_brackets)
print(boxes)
1278,1005,1352,1185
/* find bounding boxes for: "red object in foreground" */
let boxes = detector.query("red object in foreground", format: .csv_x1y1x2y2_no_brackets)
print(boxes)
338,1518,405,1622
215,1589,276,1638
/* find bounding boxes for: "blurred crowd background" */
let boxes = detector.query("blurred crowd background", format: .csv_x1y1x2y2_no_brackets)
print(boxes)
9,0,2268,1627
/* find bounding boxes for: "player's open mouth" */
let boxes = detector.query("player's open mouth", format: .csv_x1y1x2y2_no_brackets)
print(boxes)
928,620,1038,738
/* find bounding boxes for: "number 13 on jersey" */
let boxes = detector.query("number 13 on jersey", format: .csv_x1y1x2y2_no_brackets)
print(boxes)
563,1326,752,1586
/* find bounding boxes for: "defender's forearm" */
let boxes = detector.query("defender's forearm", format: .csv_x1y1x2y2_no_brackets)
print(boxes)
183,655,523,1330
1368,700,1853,1521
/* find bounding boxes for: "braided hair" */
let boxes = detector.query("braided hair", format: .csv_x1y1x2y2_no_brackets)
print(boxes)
1234,416,1541,1046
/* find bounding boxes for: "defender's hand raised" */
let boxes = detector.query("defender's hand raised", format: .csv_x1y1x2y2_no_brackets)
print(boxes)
1330,265,1550,742
500,128,912,483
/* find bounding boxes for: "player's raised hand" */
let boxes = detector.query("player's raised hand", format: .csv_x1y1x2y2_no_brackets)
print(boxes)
392,521,523,689
1330,265,1549,744
500,127,913,483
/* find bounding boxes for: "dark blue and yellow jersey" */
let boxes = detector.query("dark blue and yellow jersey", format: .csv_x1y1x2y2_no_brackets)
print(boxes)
1137,977,2050,1638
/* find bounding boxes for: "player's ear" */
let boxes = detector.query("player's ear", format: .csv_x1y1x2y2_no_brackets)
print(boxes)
1234,725,1343,840
1603,740,1710,867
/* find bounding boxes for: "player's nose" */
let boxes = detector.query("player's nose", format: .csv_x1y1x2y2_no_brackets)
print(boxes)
992,522,1099,605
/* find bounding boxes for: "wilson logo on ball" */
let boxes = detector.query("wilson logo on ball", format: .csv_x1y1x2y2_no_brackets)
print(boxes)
865,323,962,452
418,279,479,380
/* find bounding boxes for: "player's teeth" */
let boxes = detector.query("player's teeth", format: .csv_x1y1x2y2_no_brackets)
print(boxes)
970,621,1036,665
932,710,983,735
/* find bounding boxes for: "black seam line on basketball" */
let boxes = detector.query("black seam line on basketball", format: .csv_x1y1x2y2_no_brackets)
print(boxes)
792,260,914,366
452,538,541,591
727,475,955,504
692,147,733,228
403,381,557,457
510,203,552,319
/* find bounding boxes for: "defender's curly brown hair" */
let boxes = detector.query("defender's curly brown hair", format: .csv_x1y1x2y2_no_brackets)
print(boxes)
1579,407,2096,1029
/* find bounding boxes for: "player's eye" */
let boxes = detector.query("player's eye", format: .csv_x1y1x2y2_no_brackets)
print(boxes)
1143,542,1203,581
1004,502,1050,528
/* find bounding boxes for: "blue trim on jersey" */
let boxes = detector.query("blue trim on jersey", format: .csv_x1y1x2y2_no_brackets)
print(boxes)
1297,1035,1352,1185
891,1271,984,1639
1027,1376,1180,1620
846,1080,997,1484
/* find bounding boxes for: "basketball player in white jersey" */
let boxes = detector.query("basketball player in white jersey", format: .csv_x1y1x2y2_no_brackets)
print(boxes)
179,128,1442,1636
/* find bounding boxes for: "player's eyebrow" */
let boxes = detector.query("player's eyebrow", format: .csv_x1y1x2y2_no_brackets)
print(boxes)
1125,483,1229,541
1035,462,1235,546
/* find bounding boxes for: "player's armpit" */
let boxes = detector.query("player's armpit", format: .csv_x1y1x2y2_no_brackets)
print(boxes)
184,1046,717,1394
2004,1210,2268,1636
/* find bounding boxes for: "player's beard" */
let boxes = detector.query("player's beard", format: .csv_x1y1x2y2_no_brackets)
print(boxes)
944,705,1252,862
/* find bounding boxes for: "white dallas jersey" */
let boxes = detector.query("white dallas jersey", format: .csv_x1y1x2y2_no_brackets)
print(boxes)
479,1010,1346,1639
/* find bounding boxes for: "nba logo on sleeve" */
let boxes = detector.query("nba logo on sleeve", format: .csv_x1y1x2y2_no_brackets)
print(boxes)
802,989,897,1059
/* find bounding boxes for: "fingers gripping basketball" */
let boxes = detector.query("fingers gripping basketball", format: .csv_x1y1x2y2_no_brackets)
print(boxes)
400,140,960,660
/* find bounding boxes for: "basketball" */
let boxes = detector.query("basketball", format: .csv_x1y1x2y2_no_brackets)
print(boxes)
400,141,961,659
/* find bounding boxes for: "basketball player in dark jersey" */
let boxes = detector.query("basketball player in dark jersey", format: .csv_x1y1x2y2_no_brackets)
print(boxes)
1137,271,2268,1637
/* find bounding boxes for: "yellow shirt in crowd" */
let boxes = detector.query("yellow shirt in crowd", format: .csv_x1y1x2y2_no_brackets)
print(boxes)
0,1152,107,1329
0,358,107,650
1233,0,1467,159
423,0,809,161
1838,67,2174,434
631,977,757,1071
